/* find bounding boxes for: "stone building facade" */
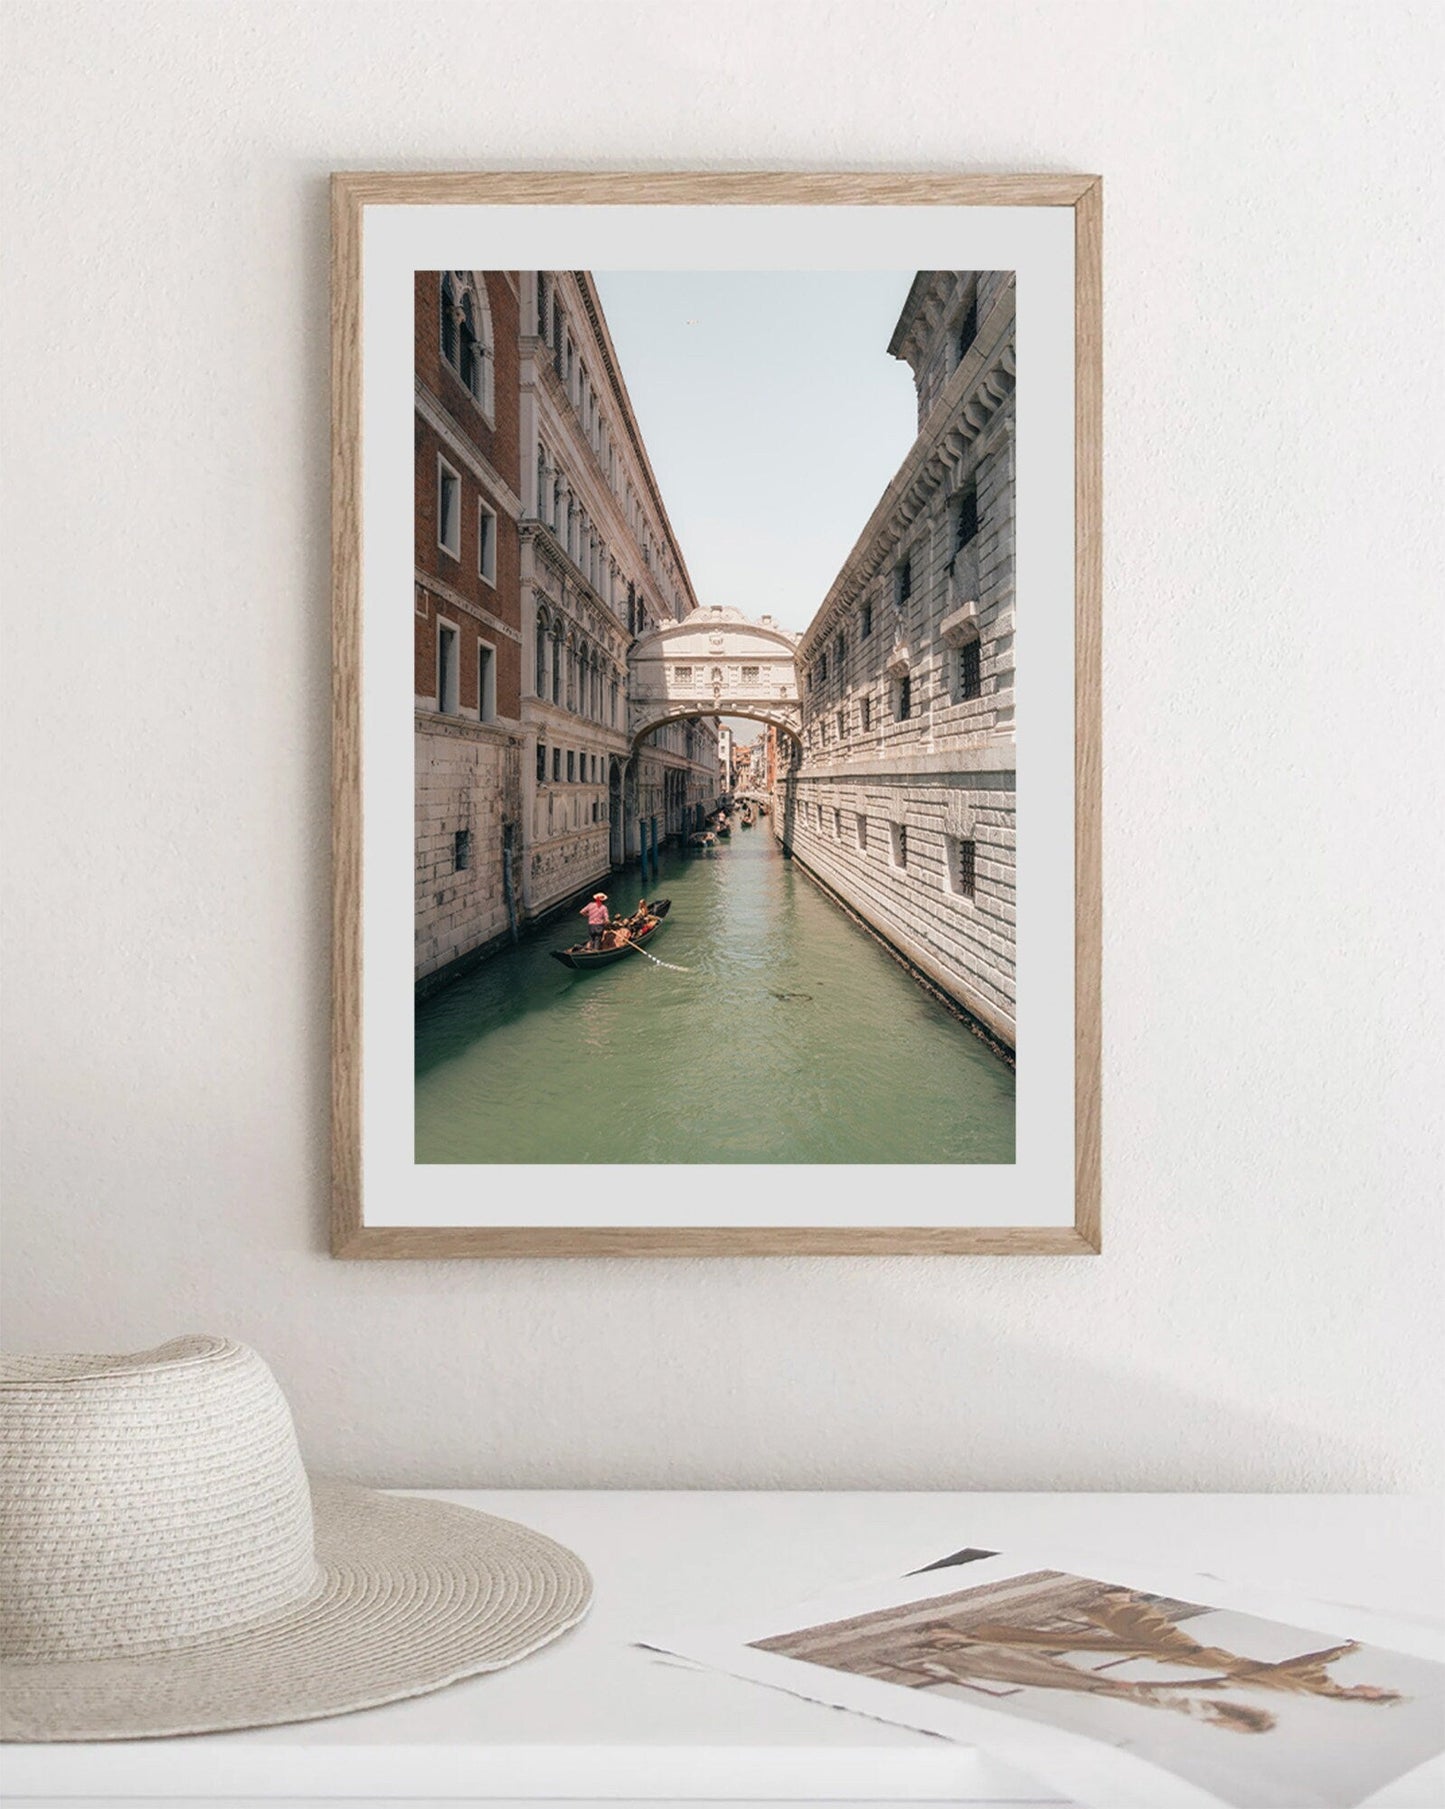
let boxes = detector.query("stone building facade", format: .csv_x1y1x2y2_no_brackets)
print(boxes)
416,269,719,988
777,270,1017,1049
518,270,718,913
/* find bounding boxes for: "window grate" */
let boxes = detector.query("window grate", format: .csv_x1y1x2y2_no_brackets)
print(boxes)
454,829,471,871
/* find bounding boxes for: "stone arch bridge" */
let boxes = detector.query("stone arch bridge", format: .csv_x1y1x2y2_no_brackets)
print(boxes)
627,604,801,749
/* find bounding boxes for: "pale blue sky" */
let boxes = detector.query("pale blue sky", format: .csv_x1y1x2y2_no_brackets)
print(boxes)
593,271,919,651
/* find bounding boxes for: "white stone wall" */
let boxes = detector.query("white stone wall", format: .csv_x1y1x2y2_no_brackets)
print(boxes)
783,271,1017,1048
780,766,1016,1044
415,720,523,982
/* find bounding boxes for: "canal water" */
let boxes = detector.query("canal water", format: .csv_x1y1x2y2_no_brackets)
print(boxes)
415,822,1016,1165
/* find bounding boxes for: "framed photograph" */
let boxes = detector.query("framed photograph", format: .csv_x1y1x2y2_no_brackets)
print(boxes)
331,172,1100,1257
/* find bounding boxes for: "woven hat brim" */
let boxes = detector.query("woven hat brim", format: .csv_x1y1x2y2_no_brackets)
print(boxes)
1,1482,592,1742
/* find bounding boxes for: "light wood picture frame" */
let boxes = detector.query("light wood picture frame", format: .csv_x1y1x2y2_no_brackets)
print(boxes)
331,171,1101,1258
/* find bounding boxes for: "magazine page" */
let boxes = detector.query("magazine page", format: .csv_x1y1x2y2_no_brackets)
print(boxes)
642,1550,1445,1809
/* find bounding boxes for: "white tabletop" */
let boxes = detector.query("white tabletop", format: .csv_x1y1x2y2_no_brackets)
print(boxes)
6,1491,1443,1806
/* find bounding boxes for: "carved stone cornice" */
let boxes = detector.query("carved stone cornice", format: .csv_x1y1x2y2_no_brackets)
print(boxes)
798,318,1016,658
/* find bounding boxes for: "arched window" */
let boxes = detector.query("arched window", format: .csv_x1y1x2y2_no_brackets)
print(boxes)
459,293,481,399
534,610,549,699
551,629,563,705
536,273,548,339
440,275,494,415
440,275,457,366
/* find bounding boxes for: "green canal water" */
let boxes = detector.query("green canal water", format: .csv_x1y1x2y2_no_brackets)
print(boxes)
414,824,1016,1164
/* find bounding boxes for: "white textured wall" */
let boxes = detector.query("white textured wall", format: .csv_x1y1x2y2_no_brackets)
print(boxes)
3,0,1441,1492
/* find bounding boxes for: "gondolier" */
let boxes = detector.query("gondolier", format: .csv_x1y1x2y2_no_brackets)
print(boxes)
581,893,610,949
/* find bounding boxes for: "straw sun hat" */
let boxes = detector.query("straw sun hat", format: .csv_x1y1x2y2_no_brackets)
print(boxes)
0,1335,593,1741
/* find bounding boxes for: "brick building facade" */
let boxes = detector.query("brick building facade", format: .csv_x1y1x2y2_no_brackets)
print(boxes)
414,271,526,985
778,271,1018,1049
416,270,719,988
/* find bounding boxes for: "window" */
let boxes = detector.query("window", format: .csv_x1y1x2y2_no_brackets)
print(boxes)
453,829,471,871
477,504,497,584
537,742,547,783
860,599,873,639
567,750,575,783
436,457,461,559
895,557,912,607
818,651,828,683
536,273,548,337
534,614,548,697
957,638,982,702
860,694,872,731
955,485,979,554
956,295,979,366
551,635,561,705
856,812,868,851
948,835,977,898
458,293,483,400
835,709,846,740
893,673,912,721
552,747,561,782
833,808,842,839
440,274,457,365
436,622,459,714
835,631,846,668
674,665,692,685
890,822,908,868
476,640,496,721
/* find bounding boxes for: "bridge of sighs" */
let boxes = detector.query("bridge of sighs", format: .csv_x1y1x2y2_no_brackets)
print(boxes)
627,604,802,748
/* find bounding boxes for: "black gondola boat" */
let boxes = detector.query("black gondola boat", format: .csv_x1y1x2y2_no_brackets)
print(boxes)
550,899,672,971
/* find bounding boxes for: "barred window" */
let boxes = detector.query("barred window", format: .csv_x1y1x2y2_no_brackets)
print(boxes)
674,665,693,685
860,599,873,639
567,750,575,783
454,829,471,871
552,747,561,782
819,651,828,682
835,709,845,739
536,742,547,783
890,822,907,868
834,631,846,668
741,664,759,684
860,694,872,731
856,812,868,850
947,834,977,899
959,638,982,701
896,558,912,606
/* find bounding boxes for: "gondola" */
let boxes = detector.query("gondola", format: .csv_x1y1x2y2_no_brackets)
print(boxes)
550,899,672,971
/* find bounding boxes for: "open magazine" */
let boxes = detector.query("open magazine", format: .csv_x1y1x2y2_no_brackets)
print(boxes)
642,1545,1445,1809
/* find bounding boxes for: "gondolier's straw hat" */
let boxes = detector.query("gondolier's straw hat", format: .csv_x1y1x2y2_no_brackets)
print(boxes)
0,1335,591,1741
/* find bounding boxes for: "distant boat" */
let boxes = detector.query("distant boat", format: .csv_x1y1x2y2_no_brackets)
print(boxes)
551,900,672,971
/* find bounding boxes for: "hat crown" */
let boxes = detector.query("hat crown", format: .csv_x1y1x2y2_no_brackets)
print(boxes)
0,1336,321,1660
